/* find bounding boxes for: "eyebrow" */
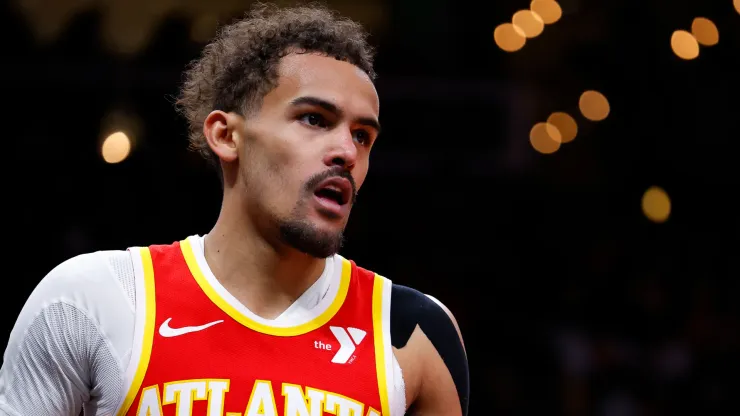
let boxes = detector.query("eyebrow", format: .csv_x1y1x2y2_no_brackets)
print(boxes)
290,96,381,134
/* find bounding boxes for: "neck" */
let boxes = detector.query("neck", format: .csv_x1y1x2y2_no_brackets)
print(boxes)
203,196,327,320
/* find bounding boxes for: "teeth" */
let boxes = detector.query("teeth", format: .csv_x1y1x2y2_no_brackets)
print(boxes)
316,188,343,204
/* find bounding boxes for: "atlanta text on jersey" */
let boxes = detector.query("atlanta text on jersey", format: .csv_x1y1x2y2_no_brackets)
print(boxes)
134,378,382,416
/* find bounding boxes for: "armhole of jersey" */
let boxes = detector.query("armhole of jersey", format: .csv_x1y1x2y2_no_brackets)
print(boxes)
116,247,156,416
372,274,394,416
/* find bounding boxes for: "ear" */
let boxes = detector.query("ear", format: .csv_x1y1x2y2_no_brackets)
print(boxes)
203,110,241,163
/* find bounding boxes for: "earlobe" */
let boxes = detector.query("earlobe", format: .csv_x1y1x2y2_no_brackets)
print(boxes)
203,110,239,162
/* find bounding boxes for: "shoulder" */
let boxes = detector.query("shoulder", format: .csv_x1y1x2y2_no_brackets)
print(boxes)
29,250,135,311
347,260,464,349
388,283,464,349
8,249,137,361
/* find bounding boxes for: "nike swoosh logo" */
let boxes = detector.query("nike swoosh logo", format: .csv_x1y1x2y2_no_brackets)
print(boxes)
158,317,224,337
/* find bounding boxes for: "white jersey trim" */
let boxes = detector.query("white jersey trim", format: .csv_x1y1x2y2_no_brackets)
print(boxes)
187,235,343,328
379,275,400,415
117,247,148,414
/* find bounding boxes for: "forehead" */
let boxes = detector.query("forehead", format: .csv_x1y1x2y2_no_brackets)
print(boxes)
266,53,379,116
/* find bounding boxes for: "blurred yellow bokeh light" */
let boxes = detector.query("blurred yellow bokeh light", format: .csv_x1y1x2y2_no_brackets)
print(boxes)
102,131,131,164
642,186,671,223
671,30,699,60
691,17,719,46
494,23,527,52
547,112,578,143
530,122,561,154
512,10,544,38
530,0,562,24
579,90,610,121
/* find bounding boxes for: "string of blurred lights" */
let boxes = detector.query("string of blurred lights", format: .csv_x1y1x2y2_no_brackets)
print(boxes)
671,17,719,60
494,0,562,52
529,90,610,155
497,2,740,222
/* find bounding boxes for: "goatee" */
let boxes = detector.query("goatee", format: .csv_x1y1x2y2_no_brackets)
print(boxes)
278,219,345,258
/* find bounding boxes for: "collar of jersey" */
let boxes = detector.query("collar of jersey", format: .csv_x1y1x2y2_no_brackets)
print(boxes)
179,235,351,336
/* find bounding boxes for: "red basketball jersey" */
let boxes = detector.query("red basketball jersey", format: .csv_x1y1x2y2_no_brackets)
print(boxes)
116,237,395,416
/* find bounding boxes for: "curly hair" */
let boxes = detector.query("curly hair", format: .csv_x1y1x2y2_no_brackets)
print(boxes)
176,2,376,169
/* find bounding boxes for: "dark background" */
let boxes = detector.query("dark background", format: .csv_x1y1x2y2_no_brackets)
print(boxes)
2,0,739,414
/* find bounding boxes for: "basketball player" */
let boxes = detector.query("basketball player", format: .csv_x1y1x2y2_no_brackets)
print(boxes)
0,4,468,415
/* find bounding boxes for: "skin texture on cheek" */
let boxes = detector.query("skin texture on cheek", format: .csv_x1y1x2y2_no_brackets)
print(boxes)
257,126,312,218
239,117,321,257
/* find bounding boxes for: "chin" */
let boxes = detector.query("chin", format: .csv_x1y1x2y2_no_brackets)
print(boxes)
278,218,345,258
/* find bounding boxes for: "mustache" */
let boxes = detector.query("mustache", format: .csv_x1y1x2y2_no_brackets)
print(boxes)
305,167,358,205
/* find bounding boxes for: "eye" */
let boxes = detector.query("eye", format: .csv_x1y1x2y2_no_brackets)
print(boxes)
299,113,329,128
353,130,372,146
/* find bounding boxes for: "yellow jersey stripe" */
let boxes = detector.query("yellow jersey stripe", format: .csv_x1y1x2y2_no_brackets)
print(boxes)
372,274,392,416
117,247,156,416
180,238,351,336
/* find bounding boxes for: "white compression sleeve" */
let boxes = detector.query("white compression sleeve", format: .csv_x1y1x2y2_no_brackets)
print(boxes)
0,250,136,416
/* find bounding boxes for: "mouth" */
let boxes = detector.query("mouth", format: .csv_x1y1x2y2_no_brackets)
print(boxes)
313,177,352,207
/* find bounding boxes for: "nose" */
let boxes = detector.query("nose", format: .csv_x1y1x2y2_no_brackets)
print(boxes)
323,127,358,170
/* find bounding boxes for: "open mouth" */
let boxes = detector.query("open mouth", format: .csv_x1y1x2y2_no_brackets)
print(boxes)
315,187,346,205
313,177,352,207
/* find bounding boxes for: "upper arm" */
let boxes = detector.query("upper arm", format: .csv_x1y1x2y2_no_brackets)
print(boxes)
0,251,134,416
0,300,92,415
390,284,469,416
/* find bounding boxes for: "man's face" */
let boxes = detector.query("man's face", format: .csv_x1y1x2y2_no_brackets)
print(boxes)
236,53,380,257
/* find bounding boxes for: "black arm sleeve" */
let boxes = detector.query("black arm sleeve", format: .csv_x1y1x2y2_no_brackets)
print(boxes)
390,284,469,415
